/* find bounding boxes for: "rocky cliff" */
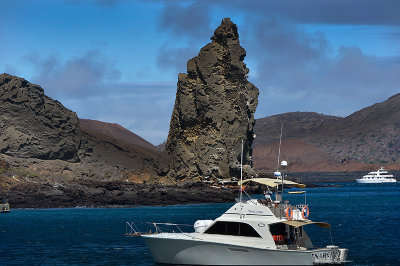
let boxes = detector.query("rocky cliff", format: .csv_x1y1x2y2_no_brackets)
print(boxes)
0,74,81,161
0,73,163,186
163,18,259,180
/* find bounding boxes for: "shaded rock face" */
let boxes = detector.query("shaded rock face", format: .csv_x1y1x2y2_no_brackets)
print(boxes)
0,158,10,172
165,18,259,180
0,74,81,161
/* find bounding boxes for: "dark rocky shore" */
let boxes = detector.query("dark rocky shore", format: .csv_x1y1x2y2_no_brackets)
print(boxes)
5,170,398,209
3,180,237,209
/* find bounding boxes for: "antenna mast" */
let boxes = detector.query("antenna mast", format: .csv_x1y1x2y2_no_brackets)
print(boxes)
239,139,243,204
276,122,283,172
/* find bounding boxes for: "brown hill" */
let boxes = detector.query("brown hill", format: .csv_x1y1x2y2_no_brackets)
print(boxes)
80,119,158,158
253,112,341,146
253,93,400,172
308,93,400,164
253,138,336,172
252,138,386,172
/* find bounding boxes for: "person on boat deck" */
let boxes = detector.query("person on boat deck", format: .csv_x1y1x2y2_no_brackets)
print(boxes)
264,191,272,202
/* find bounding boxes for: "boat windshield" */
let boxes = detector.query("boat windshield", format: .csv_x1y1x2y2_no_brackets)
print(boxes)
204,221,261,238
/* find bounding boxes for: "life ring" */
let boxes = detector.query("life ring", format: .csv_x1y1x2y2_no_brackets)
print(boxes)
301,206,310,219
285,207,293,220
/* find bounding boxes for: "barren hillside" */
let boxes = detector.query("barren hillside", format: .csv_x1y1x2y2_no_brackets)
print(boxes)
253,93,400,172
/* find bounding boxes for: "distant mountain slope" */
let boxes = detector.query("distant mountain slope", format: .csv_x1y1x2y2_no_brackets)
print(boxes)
253,93,400,171
80,119,158,158
253,138,336,172
253,112,341,146
322,93,400,132
307,93,400,164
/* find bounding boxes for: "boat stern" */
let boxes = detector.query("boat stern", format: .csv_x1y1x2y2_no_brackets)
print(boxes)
311,246,349,264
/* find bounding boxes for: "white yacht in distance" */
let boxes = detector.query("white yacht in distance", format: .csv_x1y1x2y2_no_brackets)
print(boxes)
356,166,397,183
130,175,348,265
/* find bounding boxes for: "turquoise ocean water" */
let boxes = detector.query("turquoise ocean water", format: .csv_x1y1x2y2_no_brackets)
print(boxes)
1,182,399,265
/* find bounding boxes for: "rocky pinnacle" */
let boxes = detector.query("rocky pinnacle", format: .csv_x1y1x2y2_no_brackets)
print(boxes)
164,18,259,180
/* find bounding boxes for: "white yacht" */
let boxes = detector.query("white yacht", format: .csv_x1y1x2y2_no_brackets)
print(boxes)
134,177,348,265
356,166,397,183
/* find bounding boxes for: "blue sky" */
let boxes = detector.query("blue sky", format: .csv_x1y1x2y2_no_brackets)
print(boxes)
1,0,399,145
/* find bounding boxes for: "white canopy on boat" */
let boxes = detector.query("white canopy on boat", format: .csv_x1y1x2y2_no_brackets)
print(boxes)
238,178,306,188
282,220,331,229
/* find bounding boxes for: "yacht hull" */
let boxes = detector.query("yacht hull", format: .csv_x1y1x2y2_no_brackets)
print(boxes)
143,235,324,265
356,178,396,183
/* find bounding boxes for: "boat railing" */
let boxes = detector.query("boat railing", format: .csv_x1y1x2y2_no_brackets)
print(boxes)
125,221,193,236
295,204,308,209
267,203,308,219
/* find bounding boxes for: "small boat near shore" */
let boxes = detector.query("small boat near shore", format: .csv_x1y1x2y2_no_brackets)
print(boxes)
287,188,306,194
0,198,10,213
356,167,397,184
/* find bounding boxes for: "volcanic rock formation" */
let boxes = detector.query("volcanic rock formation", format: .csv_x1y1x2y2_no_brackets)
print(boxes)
0,74,81,161
164,18,259,180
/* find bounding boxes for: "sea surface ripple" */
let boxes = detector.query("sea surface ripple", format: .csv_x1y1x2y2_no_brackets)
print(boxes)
1,182,399,265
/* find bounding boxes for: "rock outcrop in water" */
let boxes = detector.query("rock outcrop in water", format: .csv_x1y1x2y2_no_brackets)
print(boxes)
0,74,81,161
164,18,259,180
